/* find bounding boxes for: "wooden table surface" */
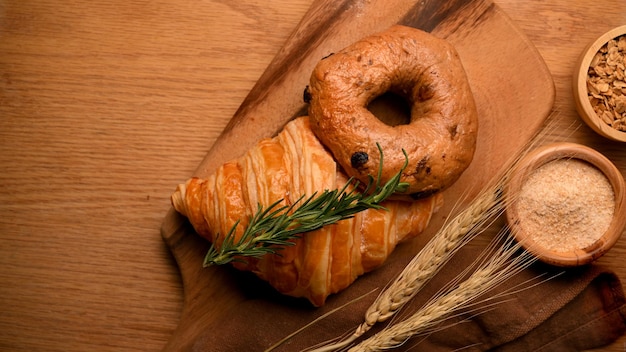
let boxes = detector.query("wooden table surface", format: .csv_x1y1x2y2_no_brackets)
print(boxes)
1,0,625,351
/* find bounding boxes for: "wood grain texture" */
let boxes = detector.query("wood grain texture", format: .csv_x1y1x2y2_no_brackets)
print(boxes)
0,0,625,351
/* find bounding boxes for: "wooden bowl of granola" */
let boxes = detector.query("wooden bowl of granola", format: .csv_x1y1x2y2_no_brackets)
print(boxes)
573,25,626,142
504,143,626,267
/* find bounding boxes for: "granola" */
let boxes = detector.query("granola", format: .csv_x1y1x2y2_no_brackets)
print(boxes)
587,34,626,132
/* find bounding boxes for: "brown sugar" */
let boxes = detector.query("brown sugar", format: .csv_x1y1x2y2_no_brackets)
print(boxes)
515,158,615,253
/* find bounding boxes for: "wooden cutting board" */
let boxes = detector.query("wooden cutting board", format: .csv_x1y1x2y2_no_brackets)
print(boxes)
160,0,555,350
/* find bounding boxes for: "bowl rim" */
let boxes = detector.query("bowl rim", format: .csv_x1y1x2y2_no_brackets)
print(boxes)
572,25,626,142
504,142,626,267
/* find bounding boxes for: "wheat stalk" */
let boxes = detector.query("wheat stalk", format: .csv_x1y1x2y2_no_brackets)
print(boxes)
348,231,536,351
363,183,503,324
306,180,505,352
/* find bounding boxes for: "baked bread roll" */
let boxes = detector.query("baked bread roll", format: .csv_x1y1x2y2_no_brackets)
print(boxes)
307,25,478,198
171,117,442,306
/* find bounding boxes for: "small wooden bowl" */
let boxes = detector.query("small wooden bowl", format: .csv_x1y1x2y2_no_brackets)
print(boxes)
573,25,626,142
505,143,626,267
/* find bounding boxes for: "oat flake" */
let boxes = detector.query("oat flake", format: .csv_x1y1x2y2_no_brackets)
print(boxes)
587,34,626,131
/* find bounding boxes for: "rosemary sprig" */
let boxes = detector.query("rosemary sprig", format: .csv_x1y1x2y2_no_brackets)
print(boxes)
203,145,410,266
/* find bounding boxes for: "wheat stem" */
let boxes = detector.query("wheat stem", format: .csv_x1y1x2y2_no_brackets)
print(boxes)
349,233,536,351
305,183,504,352
375,185,500,317
366,183,503,324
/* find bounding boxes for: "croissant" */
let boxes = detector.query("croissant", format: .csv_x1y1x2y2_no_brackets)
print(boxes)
171,116,443,306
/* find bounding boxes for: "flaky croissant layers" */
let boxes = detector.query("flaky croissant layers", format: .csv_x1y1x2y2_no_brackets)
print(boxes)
172,117,443,306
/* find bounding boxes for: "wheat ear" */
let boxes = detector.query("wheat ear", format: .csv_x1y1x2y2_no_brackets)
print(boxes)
348,232,536,351
306,183,504,352
363,184,502,324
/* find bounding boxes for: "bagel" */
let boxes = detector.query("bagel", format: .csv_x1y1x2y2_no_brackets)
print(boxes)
307,25,478,198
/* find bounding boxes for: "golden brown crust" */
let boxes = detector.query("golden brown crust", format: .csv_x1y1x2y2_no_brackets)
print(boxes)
308,25,478,196
171,117,443,306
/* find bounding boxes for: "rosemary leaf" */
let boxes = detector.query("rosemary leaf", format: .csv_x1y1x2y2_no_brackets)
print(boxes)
203,145,410,267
